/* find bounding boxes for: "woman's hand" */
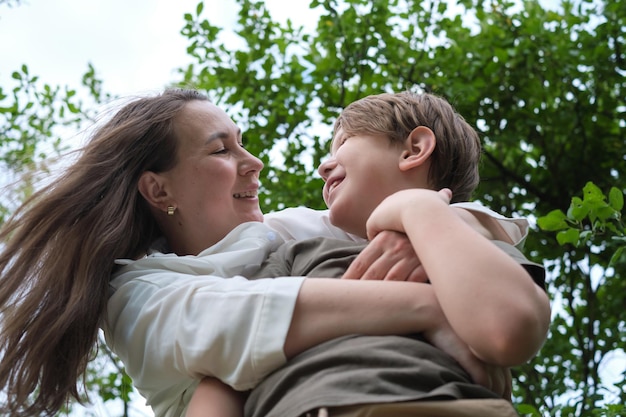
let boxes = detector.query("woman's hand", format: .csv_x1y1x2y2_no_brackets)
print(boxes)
423,315,511,399
342,189,452,282
342,231,428,282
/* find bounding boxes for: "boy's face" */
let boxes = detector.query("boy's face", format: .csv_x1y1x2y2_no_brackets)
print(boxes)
318,128,410,238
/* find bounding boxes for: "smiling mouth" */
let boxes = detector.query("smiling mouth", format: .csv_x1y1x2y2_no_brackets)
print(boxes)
234,190,257,198
328,178,343,194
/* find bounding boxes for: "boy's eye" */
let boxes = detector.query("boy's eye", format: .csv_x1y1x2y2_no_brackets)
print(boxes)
336,136,350,149
330,136,347,154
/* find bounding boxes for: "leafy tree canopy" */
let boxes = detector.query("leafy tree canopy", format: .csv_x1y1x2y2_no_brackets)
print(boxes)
178,0,625,415
1,0,624,415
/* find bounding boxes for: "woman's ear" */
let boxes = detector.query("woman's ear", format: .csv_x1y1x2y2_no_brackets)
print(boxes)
138,171,171,211
399,126,436,172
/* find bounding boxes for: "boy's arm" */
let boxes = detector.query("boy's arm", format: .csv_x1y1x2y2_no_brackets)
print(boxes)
366,188,551,367
342,203,524,282
186,377,245,417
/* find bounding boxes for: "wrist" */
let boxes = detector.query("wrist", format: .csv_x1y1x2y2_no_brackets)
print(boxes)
399,190,450,229
413,284,445,333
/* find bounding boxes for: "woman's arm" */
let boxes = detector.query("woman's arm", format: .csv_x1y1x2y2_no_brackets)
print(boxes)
186,377,245,417
105,268,455,393
283,278,442,358
366,189,551,366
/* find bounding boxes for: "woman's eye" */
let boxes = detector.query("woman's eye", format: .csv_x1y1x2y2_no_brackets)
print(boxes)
212,148,228,155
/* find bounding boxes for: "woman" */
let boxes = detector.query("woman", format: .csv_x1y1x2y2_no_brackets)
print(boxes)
0,89,482,417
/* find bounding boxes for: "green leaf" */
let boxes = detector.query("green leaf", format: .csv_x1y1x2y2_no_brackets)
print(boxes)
67,102,79,114
537,209,568,231
567,196,589,222
608,187,624,211
609,246,624,266
516,403,541,416
557,228,580,246
583,181,604,202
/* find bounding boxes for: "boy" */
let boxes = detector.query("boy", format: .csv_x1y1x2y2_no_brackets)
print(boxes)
185,91,550,417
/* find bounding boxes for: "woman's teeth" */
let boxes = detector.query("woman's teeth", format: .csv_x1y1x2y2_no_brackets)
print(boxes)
234,191,256,198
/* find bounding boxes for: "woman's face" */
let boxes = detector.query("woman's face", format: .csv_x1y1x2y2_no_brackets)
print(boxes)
160,100,264,254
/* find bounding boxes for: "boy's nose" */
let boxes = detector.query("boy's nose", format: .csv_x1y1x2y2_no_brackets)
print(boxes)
317,157,337,181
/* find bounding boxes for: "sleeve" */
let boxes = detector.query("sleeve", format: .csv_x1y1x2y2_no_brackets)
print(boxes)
264,207,365,242
104,272,305,393
451,202,529,248
491,240,546,290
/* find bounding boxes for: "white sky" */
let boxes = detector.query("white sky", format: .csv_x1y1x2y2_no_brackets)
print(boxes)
0,0,238,96
0,0,316,96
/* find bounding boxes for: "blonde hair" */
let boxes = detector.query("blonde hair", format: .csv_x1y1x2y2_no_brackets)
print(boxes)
334,91,482,202
0,88,209,416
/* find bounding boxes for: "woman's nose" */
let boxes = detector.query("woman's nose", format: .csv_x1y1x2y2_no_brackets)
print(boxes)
241,149,264,175
317,156,337,181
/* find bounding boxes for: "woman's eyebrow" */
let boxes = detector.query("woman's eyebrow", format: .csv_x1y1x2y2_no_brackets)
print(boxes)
206,128,242,143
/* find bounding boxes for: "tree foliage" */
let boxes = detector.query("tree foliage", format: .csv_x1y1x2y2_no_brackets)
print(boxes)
178,0,625,415
0,63,107,223
1,0,624,416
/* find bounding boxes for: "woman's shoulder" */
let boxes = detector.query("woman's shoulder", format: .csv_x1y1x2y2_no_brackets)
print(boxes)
264,207,364,242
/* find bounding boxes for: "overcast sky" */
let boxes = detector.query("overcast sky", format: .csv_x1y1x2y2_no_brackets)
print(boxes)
0,0,239,96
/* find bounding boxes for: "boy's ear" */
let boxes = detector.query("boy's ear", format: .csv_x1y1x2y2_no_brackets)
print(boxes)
399,126,436,172
138,171,172,211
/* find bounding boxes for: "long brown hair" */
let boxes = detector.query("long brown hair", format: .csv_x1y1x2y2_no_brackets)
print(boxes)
0,88,209,416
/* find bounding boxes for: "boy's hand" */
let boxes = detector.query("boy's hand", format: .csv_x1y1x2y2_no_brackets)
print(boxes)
366,188,452,240
342,231,428,282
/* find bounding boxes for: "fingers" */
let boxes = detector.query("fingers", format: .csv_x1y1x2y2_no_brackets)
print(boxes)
342,231,424,281
405,265,428,283
342,245,377,279
438,188,453,202
473,365,511,399
462,359,491,390
502,368,513,401
342,231,394,279
344,251,414,281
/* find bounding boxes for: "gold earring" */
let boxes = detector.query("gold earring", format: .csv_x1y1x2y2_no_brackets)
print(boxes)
167,206,175,216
